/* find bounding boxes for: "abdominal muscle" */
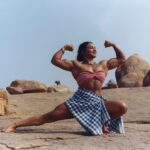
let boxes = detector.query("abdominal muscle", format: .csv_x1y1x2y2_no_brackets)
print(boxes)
78,79,103,96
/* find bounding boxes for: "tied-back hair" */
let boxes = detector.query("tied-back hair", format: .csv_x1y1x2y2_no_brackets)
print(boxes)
77,41,92,62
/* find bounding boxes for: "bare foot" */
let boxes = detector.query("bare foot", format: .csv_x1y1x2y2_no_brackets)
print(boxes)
2,124,16,133
103,126,110,134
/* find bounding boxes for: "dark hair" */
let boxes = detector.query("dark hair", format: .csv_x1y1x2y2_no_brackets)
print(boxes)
77,41,92,62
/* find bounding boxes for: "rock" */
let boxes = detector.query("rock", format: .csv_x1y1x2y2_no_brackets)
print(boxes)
47,87,56,93
47,85,71,93
102,80,118,89
0,89,8,115
143,70,150,86
6,86,23,94
115,54,150,87
0,89,8,100
6,80,48,94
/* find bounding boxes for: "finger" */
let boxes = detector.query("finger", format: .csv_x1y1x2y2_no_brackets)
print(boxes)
69,45,74,50
104,41,108,47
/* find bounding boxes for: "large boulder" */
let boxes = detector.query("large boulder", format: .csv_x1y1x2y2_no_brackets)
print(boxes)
6,80,48,94
47,84,71,93
0,89,8,115
143,70,150,86
115,54,150,87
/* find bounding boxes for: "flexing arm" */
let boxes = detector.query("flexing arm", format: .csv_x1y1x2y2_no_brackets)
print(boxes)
104,40,126,70
51,45,74,71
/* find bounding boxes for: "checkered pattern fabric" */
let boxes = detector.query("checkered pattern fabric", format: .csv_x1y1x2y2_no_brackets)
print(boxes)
65,88,124,135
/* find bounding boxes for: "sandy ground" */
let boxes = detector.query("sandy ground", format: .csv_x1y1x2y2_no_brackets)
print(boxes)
0,87,150,150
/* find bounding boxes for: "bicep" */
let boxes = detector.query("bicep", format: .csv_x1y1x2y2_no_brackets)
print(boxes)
107,58,124,70
51,59,74,71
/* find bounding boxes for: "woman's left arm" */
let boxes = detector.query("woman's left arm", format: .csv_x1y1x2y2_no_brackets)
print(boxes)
104,40,126,70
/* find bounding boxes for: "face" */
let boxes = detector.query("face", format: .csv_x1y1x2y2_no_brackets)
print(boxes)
84,42,97,58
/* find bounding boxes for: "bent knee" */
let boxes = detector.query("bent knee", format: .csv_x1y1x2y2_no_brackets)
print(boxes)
119,101,128,115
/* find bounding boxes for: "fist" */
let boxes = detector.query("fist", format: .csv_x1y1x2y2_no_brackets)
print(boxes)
104,40,114,48
63,44,74,51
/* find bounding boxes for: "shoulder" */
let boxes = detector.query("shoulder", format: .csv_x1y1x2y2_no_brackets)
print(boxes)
65,60,82,70
98,60,108,66
72,60,78,63
72,60,82,66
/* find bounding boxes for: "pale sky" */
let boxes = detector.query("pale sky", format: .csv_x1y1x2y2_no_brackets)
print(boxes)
0,0,150,91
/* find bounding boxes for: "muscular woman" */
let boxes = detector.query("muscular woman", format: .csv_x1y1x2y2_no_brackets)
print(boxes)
3,40,127,135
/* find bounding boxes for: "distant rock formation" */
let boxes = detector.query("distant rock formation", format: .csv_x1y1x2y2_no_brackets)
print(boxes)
55,80,61,85
0,89,8,115
102,80,118,89
115,54,150,87
6,80,48,94
47,84,71,93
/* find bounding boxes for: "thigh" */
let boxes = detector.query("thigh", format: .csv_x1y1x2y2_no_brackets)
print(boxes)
104,100,125,119
44,103,74,121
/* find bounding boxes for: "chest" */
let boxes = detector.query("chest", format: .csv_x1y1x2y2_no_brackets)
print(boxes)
80,63,105,72
72,62,107,79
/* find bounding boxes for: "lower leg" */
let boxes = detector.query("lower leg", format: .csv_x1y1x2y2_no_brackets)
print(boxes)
2,103,73,133
2,114,53,133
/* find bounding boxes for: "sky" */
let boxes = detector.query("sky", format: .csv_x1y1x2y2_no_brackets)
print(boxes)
0,0,150,91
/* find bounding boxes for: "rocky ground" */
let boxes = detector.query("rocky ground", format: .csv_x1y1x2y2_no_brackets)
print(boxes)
0,87,150,150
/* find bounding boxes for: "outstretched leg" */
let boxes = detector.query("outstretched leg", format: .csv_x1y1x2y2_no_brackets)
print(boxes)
2,103,73,133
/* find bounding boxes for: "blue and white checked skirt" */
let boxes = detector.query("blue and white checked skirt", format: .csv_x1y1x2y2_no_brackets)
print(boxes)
65,88,124,135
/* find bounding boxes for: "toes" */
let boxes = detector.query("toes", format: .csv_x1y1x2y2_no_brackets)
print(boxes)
1,127,15,133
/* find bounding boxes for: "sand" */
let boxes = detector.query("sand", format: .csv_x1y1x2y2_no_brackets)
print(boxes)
0,87,150,150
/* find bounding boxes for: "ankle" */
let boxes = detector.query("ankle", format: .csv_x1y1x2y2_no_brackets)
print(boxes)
12,122,17,128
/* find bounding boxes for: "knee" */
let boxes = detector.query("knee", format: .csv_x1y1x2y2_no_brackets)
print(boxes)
120,102,128,115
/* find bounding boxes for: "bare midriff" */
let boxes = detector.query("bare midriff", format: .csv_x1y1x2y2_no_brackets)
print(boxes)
78,79,103,96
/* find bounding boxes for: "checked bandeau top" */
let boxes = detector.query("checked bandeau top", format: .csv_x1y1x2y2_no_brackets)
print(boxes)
76,71,106,86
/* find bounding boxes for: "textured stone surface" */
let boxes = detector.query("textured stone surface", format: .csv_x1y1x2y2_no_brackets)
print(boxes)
0,87,150,150
0,90,8,116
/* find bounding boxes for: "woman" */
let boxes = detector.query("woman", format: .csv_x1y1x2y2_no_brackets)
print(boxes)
3,40,128,135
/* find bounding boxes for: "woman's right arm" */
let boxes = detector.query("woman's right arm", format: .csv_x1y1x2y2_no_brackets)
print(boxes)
51,45,74,71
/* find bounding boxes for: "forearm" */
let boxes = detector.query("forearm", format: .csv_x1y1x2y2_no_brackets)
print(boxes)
112,44,126,60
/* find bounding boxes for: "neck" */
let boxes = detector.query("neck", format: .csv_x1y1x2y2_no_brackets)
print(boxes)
83,58,95,65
